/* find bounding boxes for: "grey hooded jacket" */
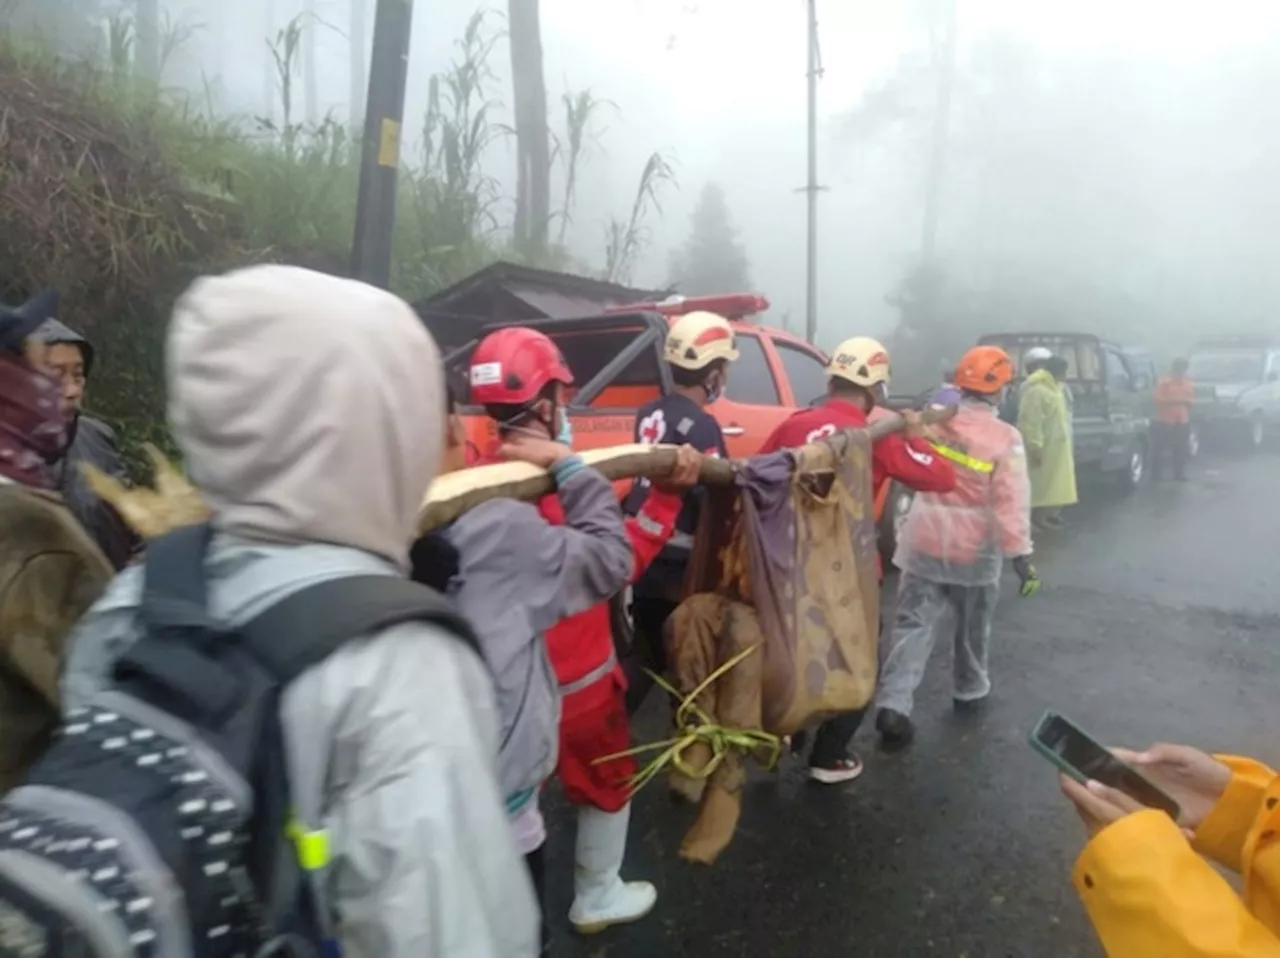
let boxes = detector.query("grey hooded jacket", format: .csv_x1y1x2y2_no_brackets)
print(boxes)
61,266,539,957
444,464,632,806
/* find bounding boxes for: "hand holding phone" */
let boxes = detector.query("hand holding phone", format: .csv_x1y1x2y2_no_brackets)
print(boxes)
1030,711,1181,820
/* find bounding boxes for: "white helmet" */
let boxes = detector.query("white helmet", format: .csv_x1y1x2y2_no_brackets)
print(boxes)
827,336,891,389
1023,346,1053,367
664,311,740,371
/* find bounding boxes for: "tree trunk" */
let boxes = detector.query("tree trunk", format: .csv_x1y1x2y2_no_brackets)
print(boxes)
507,0,551,252
350,0,369,130
303,0,319,125
134,0,160,79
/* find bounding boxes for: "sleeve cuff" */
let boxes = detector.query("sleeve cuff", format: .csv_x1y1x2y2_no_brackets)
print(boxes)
1194,756,1276,872
1074,808,1186,892
550,454,586,486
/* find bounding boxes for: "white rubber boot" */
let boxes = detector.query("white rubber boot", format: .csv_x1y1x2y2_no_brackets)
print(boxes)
568,804,657,934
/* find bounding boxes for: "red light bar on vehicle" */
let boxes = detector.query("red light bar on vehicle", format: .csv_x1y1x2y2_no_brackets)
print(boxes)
606,292,770,320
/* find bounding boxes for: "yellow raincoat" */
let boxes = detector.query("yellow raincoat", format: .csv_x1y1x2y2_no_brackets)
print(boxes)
1017,368,1078,509
1075,755,1280,956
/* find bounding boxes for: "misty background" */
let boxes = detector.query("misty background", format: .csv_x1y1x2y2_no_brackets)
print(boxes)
9,0,1280,368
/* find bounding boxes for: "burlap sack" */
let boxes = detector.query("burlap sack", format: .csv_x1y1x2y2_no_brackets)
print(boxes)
665,430,881,863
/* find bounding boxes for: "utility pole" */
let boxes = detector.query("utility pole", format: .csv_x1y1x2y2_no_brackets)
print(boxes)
350,0,369,130
350,0,415,288
800,0,826,346
920,0,959,265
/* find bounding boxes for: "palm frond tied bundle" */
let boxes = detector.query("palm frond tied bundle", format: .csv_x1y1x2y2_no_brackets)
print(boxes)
594,645,781,797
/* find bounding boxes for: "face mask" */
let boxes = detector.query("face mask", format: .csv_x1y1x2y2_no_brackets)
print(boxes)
704,377,723,404
557,410,574,447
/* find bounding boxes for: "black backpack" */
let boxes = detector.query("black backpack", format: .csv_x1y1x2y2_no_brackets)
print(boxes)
0,522,481,957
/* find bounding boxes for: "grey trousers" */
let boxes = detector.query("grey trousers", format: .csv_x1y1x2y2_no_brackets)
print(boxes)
875,573,1000,717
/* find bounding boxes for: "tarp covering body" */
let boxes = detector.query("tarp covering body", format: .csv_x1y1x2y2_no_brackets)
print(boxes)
663,431,880,863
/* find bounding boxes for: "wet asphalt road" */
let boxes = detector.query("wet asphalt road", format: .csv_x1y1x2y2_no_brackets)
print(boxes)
543,453,1280,958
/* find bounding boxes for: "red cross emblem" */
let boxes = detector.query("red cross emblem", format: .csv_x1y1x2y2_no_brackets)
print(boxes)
638,410,667,445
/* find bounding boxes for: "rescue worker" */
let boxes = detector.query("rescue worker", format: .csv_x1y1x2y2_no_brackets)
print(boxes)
757,337,957,784
875,345,1039,749
1058,741,1280,955
463,327,699,941
37,315,137,568
1151,358,1195,482
623,310,739,714
1018,351,1077,531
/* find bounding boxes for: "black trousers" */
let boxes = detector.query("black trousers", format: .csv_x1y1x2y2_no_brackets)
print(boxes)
624,596,678,715
809,707,870,767
525,846,550,955
1151,421,1191,479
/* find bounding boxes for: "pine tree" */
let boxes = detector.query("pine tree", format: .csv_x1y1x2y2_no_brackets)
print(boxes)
668,182,752,295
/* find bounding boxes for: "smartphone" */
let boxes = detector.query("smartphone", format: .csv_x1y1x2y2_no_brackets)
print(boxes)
1029,711,1180,819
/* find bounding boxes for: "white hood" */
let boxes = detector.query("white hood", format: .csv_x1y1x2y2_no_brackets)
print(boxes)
166,265,442,568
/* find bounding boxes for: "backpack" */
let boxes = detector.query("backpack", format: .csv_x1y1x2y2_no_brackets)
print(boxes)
0,522,481,957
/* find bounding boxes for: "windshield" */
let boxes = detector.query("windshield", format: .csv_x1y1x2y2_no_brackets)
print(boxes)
1187,352,1263,384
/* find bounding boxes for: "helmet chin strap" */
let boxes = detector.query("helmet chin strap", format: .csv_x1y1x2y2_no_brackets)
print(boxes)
499,400,559,440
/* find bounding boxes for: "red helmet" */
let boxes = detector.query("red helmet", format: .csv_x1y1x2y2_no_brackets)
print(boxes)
469,327,574,406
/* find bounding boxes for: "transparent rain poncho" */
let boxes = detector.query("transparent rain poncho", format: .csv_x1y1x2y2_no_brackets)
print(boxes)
893,399,1033,587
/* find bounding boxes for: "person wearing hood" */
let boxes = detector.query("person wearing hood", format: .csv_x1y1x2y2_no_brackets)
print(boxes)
0,291,112,792
37,312,138,568
1017,350,1078,531
61,265,540,957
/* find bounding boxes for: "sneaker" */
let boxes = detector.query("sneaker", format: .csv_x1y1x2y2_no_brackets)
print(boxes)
1033,514,1065,531
953,695,988,714
876,708,915,749
808,755,864,785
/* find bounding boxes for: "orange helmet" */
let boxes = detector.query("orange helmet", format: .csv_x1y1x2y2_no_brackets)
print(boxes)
953,345,1015,395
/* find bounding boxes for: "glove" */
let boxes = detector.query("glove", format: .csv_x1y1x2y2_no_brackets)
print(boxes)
1013,555,1041,597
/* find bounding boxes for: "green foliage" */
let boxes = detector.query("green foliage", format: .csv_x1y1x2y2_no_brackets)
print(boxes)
0,13,522,473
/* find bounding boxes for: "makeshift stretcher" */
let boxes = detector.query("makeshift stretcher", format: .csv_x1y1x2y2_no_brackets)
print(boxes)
423,409,952,865
93,410,947,867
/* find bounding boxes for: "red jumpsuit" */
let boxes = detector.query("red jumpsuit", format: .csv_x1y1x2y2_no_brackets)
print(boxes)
537,490,683,811
759,398,958,576
475,443,682,810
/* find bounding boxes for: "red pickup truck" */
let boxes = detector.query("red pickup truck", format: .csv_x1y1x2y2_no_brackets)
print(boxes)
445,293,906,556
449,294,832,456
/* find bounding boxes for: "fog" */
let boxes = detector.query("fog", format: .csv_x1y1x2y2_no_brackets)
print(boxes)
22,1,1280,368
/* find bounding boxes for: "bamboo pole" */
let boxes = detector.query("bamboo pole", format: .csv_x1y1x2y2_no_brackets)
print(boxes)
418,406,956,532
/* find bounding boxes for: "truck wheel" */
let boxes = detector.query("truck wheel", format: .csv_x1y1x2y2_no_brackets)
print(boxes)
1249,413,1266,453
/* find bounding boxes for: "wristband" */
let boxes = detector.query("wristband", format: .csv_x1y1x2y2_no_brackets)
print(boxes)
550,454,586,487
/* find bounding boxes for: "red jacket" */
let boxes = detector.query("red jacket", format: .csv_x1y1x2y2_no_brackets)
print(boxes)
474,444,683,716
538,489,682,718
759,399,957,576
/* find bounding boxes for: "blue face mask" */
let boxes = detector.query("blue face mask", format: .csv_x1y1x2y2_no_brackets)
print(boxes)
557,412,574,447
